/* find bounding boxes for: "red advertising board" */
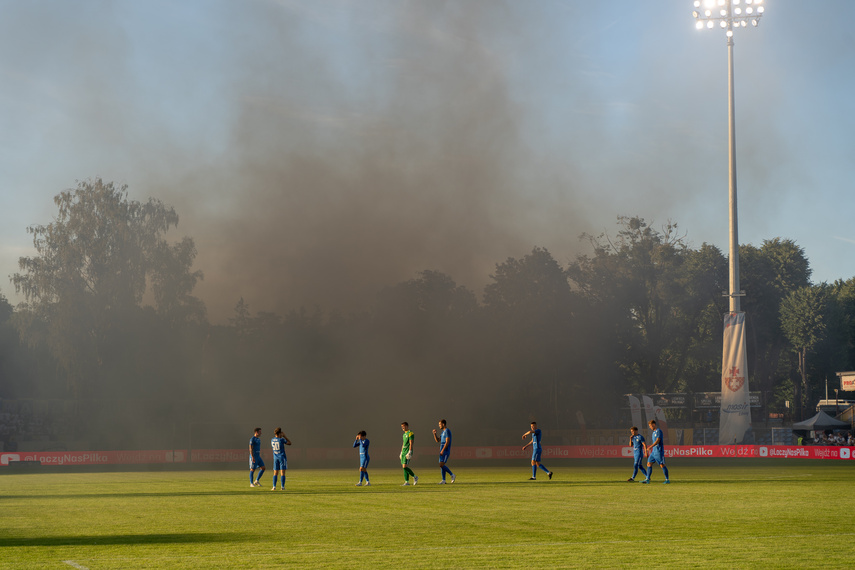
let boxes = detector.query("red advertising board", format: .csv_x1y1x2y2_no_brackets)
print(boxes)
2,445,853,466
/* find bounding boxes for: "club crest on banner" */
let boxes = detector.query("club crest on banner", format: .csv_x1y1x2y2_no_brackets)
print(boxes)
725,366,744,392
720,312,751,444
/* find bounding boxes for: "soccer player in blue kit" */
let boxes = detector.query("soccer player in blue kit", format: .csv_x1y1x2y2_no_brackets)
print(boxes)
522,421,553,480
354,430,371,486
249,427,265,487
432,419,455,484
627,426,648,482
271,427,291,491
643,419,670,484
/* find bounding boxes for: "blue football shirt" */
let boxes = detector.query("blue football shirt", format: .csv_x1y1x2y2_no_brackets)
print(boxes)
271,437,288,459
531,428,542,451
650,428,664,451
354,438,370,456
631,434,645,454
250,436,261,457
440,428,452,450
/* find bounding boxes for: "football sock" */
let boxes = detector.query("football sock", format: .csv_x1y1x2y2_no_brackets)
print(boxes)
404,467,415,480
532,465,537,478
364,473,369,482
662,465,670,480
632,466,639,479
280,475,286,488
359,471,365,483
256,470,264,483
539,464,550,474
272,474,278,487
250,471,255,484
640,466,648,478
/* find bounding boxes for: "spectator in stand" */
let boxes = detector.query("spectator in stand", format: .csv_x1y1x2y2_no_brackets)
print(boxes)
848,433,855,446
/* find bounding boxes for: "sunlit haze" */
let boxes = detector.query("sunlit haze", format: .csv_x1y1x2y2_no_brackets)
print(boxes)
1,0,853,322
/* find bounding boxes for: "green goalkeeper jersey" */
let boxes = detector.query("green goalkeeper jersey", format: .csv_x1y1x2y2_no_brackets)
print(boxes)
401,430,414,455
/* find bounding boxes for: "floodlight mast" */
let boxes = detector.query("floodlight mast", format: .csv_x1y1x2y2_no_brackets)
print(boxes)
692,0,764,312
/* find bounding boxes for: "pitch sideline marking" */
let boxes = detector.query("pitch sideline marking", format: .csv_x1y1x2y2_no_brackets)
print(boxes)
62,561,89,570
62,532,855,563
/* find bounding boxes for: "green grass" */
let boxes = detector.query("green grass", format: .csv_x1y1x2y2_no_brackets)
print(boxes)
1,462,854,568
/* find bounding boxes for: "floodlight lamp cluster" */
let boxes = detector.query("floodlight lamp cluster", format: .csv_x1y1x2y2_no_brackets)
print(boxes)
693,0,764,37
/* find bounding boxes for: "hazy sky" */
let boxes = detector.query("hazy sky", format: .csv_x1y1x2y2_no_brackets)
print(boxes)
1,0,853,322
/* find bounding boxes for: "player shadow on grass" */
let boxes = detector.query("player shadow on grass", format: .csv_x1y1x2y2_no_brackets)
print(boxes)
0,532,250,547
2,490,260,500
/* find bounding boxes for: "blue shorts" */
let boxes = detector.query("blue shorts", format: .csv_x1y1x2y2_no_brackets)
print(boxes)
531,449,542,463
648,449,665,465
633,453,645,466
359,455,370,469
273,456,287,471
439,451,450,464
250,455,265,470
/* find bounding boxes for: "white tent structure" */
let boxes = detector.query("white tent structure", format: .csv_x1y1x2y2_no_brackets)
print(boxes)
792,411,849,432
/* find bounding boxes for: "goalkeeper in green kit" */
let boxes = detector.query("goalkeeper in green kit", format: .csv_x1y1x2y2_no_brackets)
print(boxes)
400,422,418,486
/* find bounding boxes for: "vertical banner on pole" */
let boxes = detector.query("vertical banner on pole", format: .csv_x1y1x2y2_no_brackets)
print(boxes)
628,395,643,429
719,312,751,444
575,411,587,444
653,406,669,444
642,395,656,440
642,396,655,425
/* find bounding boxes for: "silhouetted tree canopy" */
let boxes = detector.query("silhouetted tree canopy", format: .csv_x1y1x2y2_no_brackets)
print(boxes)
4,189,855,448
11,179,204,396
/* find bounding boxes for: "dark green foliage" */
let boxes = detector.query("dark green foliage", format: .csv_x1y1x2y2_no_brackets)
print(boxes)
5,188,855,444
10,179,205,399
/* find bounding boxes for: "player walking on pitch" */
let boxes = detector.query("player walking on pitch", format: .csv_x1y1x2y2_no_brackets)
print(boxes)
432,419,455,484
627,426,648,482
249,427,265,487
400,422,418,486
354,431,371,486
270,427,291,490
643,420,670,484
522,421,553,480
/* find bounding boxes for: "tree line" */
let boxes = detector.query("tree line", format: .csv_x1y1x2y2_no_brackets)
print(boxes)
1,180,853,446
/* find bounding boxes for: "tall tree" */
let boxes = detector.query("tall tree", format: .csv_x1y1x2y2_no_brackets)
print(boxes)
483,247,581,423
12,179,204,396
0,291,11,323
833,277,855,371
739,239,811,400
780,284,834,420
568,217,724,395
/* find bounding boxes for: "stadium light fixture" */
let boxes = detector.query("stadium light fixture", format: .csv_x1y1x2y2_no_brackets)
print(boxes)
693,0,764,37
691,0,765,312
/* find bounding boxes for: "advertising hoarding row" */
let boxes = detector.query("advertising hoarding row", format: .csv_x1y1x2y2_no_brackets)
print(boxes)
3,445,854,466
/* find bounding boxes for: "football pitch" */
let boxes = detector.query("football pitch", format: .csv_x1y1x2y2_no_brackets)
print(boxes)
1,463,853,569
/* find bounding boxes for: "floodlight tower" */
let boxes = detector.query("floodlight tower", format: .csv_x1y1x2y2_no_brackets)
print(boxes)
693,0,765,442
692,0,764,312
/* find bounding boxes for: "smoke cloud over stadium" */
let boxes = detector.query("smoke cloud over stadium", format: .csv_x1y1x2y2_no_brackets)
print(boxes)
158,2,595,321
5,1,854,454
